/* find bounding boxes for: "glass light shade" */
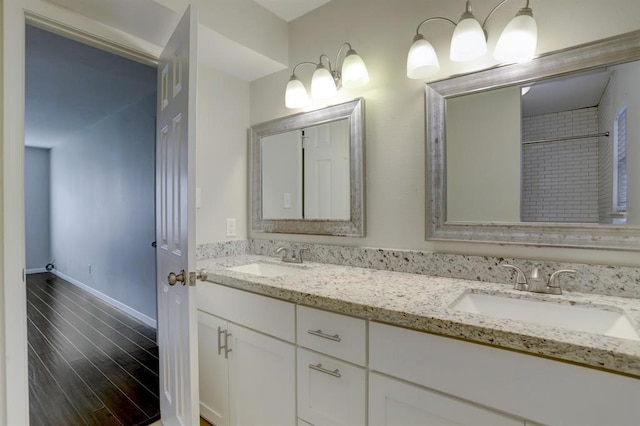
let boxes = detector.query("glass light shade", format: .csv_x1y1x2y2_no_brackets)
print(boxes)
285,76,309,108
493,13,537,63
311,65,337,99
450,17,487,62
341,50,369,88
407,35,440,79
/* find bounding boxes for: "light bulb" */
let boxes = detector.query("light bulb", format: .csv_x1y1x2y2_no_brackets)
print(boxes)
341,49,369,88
494,8,537,63
407,34,440,79
311,64,337,99
285,75,309,108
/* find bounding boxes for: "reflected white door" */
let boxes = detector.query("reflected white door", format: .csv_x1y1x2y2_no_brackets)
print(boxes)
303,120,350,219
156,5,199,425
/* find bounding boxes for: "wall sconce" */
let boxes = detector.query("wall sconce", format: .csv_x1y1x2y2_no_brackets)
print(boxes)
407,0,537,79
285,42,369,108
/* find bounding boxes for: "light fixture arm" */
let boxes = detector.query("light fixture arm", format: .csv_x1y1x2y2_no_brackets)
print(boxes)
481,0,530,29
292,61,319,77
414,16,457,37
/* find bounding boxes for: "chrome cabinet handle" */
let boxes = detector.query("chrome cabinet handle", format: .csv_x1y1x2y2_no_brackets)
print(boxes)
309,363,341,378
217,327,232,359
307,329,341,342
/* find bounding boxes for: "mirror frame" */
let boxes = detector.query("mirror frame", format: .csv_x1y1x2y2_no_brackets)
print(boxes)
427,30,640,251
251,98,365,236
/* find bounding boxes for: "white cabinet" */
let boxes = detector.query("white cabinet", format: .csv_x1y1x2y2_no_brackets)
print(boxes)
227,322,295,426
297,348,366,426
370,321,640,425
198,311,230,426
197,283,296,426
296,306,367,426
369,373,521,426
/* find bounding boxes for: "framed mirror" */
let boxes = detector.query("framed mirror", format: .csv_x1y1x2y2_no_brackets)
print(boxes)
427,30,640,250
251,98,365,236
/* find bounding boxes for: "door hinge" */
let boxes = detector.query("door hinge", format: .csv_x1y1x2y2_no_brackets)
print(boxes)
22,268,25,282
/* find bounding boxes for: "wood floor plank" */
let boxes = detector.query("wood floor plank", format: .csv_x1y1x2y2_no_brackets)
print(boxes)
69,357,151,426
27,317,106,415
38,273,158,342
27,283,160,398
27,273,160,425
30,279,159,374
28,343,87,425
27,287,160,417
34,275,158,351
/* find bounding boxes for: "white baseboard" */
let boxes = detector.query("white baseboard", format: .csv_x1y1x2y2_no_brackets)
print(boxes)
26,268,48,274
53,270,157,329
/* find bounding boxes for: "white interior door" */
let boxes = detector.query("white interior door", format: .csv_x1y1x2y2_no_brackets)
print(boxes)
303,120,350,219
156,5,199,425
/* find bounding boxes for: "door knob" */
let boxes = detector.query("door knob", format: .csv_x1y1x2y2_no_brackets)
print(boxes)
189,269,208,285
168,270,186,286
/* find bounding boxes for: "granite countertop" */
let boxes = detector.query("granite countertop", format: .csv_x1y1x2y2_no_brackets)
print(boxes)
197,255,640,378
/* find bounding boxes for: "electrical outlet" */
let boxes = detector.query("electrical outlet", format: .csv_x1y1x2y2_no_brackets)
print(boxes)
226,218,237,237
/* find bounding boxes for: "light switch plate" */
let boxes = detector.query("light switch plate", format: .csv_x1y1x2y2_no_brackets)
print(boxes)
226,218,236,237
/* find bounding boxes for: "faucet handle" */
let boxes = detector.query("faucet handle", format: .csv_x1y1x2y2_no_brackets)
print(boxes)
501,263,528,291
275,246,289,261
547,269,577,295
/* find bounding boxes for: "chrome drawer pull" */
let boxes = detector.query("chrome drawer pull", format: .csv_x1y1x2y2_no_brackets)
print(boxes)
309,363,341,378
307,329,341,342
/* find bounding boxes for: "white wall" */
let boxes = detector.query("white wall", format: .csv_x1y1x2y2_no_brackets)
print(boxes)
446,87,521,222
50,94,157,322
195,62,250,244
24,147,51,271
249,0,640,267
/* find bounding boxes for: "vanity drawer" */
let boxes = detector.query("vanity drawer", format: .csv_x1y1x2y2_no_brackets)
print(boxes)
297,306,366,365
197,282,295,342
297,348,366,426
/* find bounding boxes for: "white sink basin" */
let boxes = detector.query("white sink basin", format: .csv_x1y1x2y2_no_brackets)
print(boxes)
451,292,640,341
226,262,306,278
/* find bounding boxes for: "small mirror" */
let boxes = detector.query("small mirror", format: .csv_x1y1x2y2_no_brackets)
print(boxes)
251,98,365,236
427,30,640,250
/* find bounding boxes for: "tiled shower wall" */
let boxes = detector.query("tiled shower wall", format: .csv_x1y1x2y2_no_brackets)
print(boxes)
521,107,599,222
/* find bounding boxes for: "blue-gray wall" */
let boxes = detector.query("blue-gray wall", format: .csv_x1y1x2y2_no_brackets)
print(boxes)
50,93,157,322
25,147,51,271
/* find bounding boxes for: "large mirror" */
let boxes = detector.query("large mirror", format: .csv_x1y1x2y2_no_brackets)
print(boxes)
251,98,365,236
427,30,640,250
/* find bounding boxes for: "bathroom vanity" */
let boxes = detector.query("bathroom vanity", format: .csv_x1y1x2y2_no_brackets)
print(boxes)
196,255,640,426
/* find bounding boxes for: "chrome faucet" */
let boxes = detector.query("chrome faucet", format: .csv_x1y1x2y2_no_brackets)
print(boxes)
275,246,310,264
501,263,576,295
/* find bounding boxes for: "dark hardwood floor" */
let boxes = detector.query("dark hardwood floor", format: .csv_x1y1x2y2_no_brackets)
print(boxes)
27,273,160,425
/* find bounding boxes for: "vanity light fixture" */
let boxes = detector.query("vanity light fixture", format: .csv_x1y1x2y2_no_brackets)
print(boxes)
285,42,369,108
407,0,537,79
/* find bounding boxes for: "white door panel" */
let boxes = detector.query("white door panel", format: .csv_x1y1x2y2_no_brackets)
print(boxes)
156,5,198,425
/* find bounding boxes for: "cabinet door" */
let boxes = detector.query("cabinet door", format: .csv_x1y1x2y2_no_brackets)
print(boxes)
198,311,230,426
297,348,366,426
228,323,296,426
369,373,523,426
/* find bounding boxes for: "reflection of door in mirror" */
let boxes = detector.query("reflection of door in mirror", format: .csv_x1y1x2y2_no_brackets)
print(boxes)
303,120,350,220
260,119,350,220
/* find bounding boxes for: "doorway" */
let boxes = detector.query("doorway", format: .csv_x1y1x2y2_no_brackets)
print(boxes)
24,24,159,424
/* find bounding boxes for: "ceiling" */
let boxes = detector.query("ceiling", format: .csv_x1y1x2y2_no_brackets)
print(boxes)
521,68,612,117
25,25,157,148
253,0,331,22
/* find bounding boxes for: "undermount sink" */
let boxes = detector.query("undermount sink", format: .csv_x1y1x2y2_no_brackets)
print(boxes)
226,262,307,278
451,292,640,341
